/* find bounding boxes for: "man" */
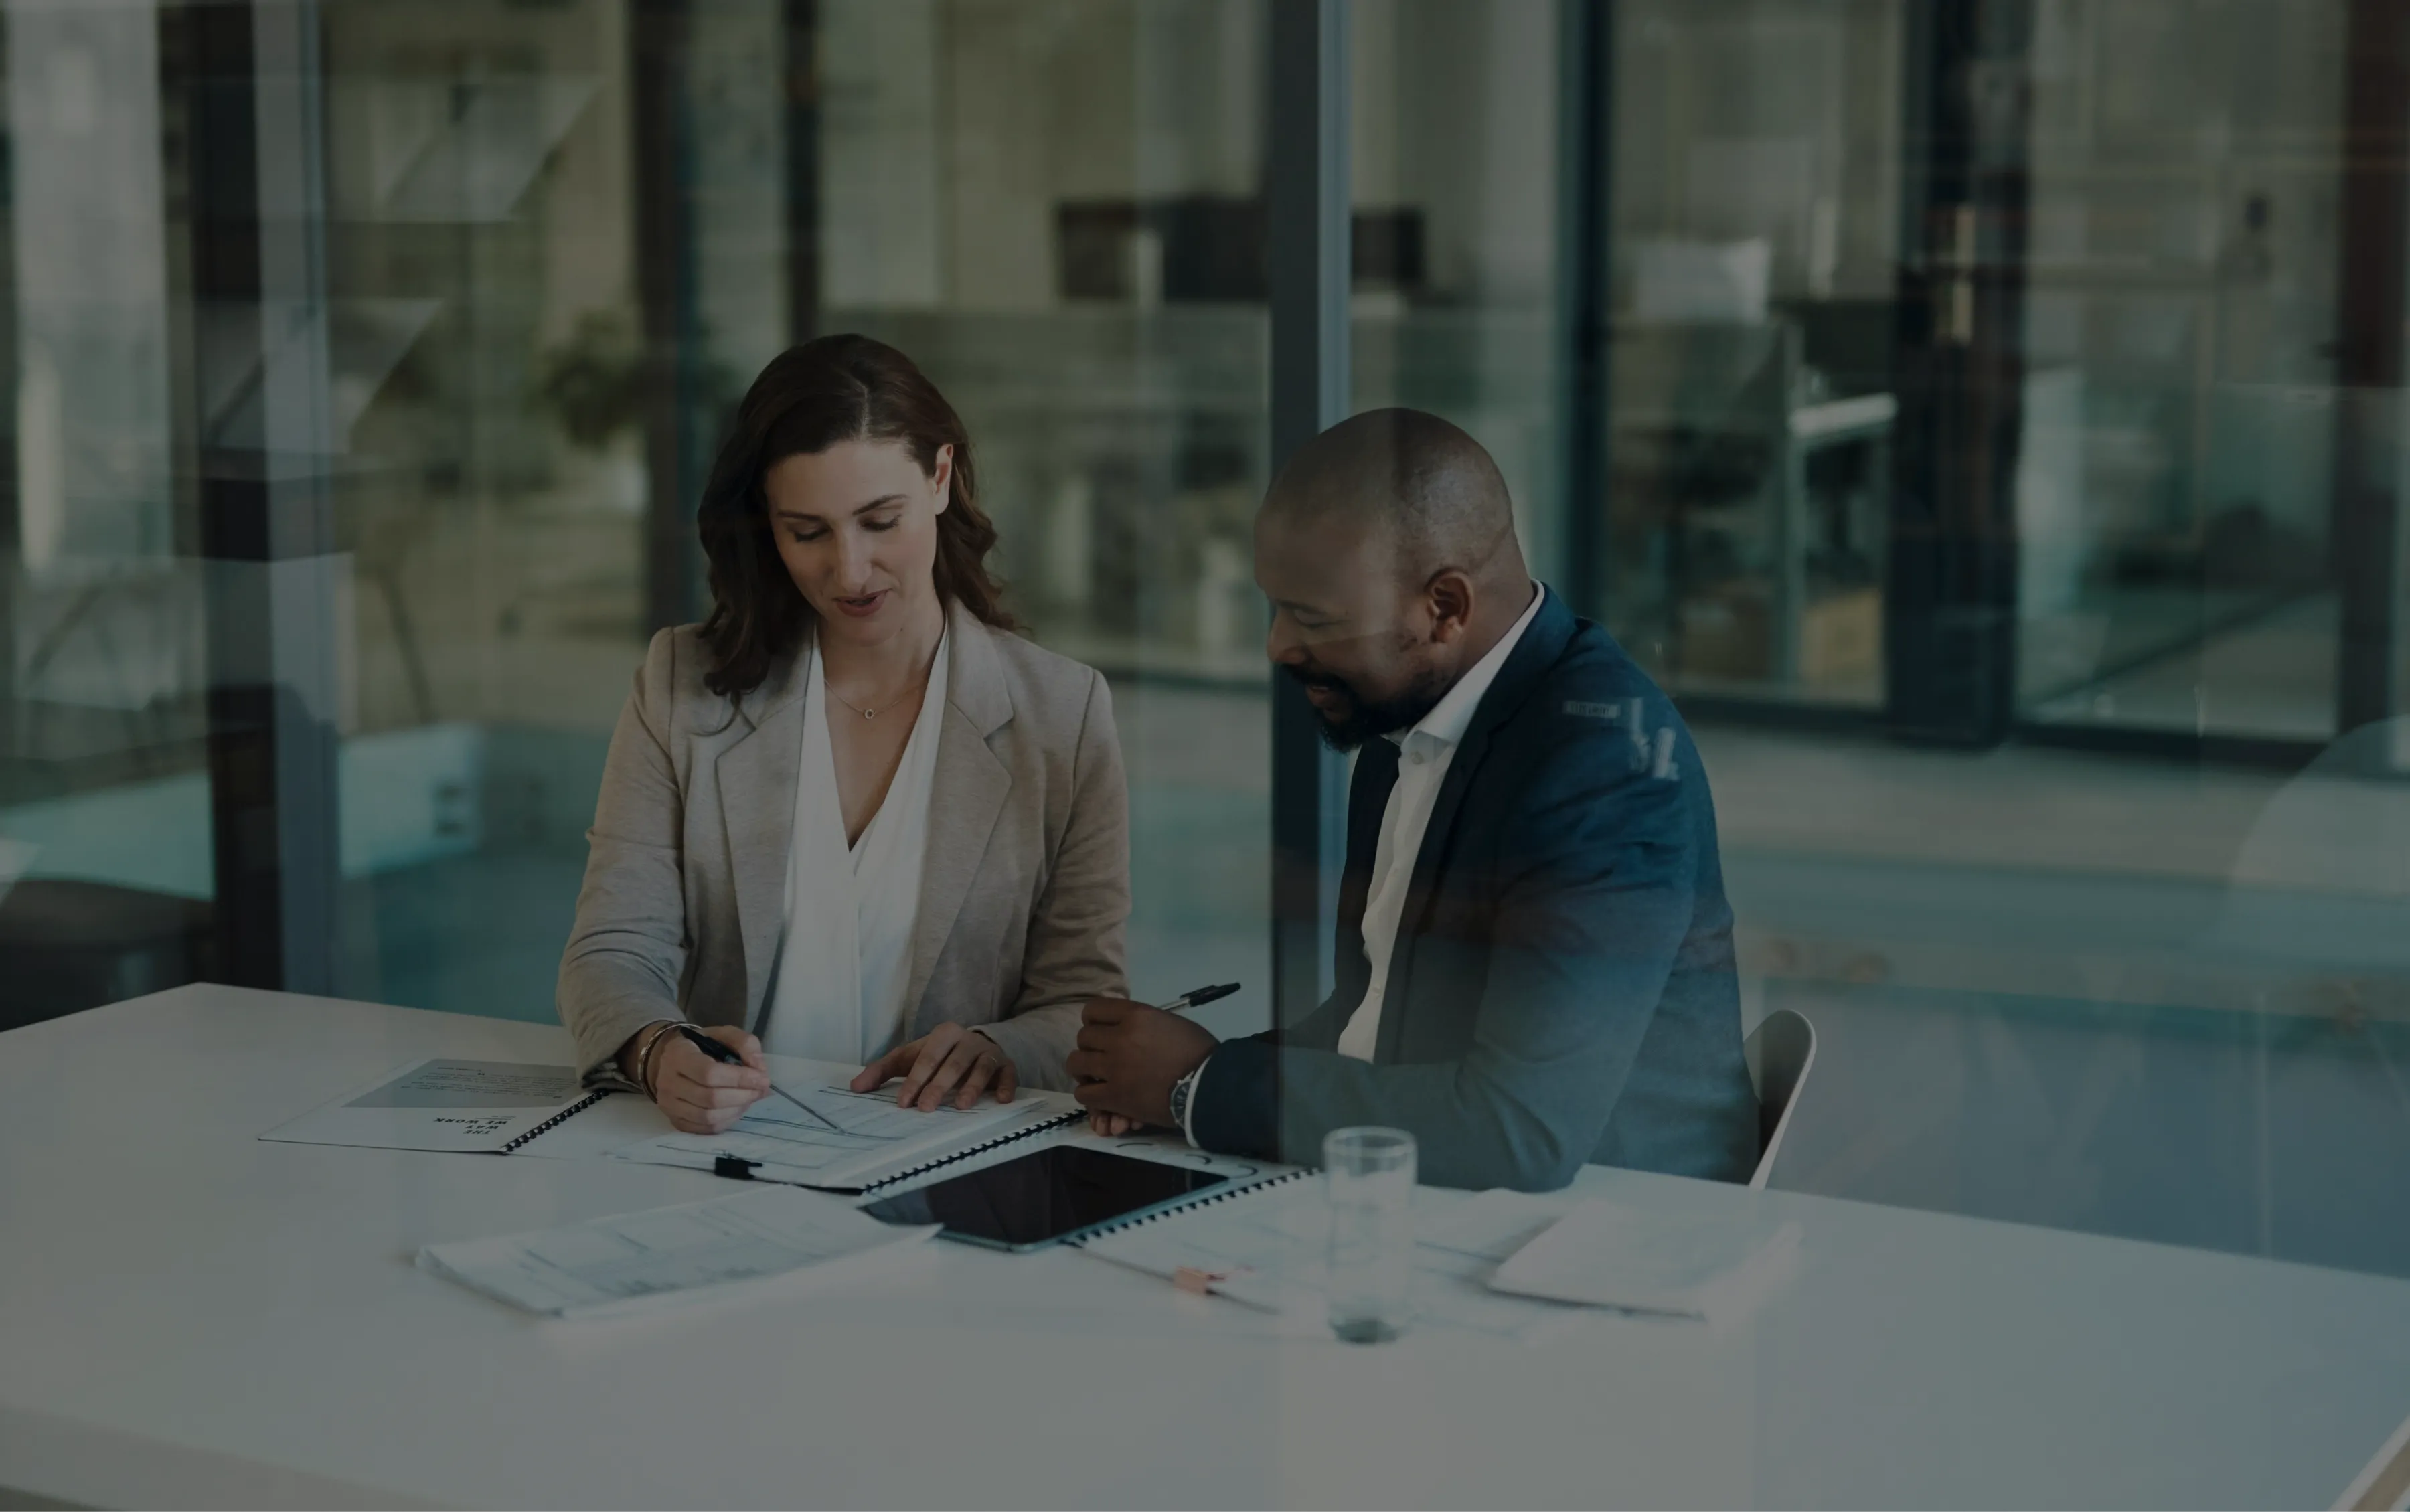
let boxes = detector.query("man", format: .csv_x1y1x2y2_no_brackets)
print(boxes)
1069,408,1758,1191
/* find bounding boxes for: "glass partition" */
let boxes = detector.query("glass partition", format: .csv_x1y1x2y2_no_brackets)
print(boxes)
823,0,1273,1038
314,0,655,1017
1553,0,2410,1282
1595,0,2380,742
0,0,1271,1039
1,0,2405,1294
2014,0,2348,742
1348,0,1569,584
1599,0,1903,709
0,1,213,1026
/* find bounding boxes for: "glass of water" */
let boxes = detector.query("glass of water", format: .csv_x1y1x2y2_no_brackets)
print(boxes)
1323,1126,1417,1343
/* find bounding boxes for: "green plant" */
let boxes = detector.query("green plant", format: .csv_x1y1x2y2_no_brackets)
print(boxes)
532,309,647,450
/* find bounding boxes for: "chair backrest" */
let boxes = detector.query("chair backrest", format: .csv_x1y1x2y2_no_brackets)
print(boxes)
1743,1007,1817,1190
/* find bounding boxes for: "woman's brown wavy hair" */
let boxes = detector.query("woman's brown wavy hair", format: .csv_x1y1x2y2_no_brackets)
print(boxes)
696,334,1012,700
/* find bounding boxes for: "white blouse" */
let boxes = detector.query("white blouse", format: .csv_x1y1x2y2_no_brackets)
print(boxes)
758,632,949,1065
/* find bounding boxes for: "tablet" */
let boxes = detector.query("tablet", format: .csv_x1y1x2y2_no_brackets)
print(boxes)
859,1145,1232,1252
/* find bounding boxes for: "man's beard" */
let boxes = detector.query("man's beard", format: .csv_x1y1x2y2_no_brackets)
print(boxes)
1282,660,1451,751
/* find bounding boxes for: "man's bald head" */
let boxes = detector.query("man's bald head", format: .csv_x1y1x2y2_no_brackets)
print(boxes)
1254,409,1539,750
1261,408,1523,590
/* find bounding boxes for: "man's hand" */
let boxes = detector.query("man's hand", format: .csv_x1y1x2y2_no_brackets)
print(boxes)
642,1025,770,1134
1066,997,1218,1129
851,1022,1018,1110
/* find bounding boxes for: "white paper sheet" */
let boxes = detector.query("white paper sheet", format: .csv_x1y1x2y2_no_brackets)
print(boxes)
1415,1187,1571,1263
609,1078,1079,1190
1486,1197,1803,1324
416,1185,938,1319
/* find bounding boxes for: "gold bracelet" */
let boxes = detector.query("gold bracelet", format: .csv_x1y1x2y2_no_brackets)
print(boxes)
626,1023,659,1092
632,1020,681,1098
635,1023,673,1098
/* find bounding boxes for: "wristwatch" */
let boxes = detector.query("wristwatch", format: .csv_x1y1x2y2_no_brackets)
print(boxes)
1168,1062,1204,1137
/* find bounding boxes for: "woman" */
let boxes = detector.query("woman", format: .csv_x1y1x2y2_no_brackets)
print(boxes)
558,334,1128,1133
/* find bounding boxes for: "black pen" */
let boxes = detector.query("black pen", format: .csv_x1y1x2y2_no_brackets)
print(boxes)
675,1024,843,1131
1154,983,1240,1014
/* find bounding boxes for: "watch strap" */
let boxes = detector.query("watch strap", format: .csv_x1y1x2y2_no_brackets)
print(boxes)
1169,1063,1202,1139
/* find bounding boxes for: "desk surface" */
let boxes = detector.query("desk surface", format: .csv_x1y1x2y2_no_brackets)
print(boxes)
5,985,2409,1511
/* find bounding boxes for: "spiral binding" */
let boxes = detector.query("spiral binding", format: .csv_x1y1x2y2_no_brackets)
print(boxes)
499,1090,609,1153
860,1108,1086,1193
1074,1167,1312,1242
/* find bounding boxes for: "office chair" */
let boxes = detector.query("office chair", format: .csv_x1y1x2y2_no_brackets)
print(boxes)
1744,1007,1818,1189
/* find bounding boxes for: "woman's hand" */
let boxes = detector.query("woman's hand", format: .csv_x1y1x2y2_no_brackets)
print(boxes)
641,1025,771,1134
850,1022,1017,1110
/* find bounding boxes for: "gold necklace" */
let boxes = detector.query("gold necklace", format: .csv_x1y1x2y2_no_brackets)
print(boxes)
827,676,927,722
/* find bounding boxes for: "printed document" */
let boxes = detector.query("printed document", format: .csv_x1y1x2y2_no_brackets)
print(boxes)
416,1185,939,1319
260,1058,592,1153
609,1077,1078,1191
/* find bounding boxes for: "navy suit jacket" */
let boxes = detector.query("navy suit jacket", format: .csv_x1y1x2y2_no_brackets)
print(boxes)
1190,588,1759,1190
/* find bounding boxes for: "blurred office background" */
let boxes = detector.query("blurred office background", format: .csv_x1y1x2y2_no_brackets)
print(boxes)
2,0,2407,1279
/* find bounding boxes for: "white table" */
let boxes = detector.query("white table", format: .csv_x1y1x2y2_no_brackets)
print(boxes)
4,985,2409,1510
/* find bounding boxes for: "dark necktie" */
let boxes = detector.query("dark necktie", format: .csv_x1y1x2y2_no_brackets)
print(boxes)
1339,739,1402,932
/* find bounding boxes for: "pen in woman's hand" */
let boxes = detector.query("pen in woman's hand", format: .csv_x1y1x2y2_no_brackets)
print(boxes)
677,1025,842,1131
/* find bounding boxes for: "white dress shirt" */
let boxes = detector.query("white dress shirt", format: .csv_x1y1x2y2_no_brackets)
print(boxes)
1177,584,1545,1142
1334,583,1546,1060
760,633,949,1065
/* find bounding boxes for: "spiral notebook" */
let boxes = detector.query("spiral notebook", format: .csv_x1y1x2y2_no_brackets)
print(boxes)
259,1058,647,1156
1072,1167,1317,1309
605,1069,1085,1194
1076,1178,1598,1342
261,1053,1080,1191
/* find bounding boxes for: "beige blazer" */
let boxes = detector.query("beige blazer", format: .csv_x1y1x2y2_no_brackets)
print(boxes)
557,600,1130,1091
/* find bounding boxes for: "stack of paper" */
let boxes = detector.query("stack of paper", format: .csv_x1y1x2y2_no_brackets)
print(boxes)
416,1185,938,1319
1485,1198,1802,1325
